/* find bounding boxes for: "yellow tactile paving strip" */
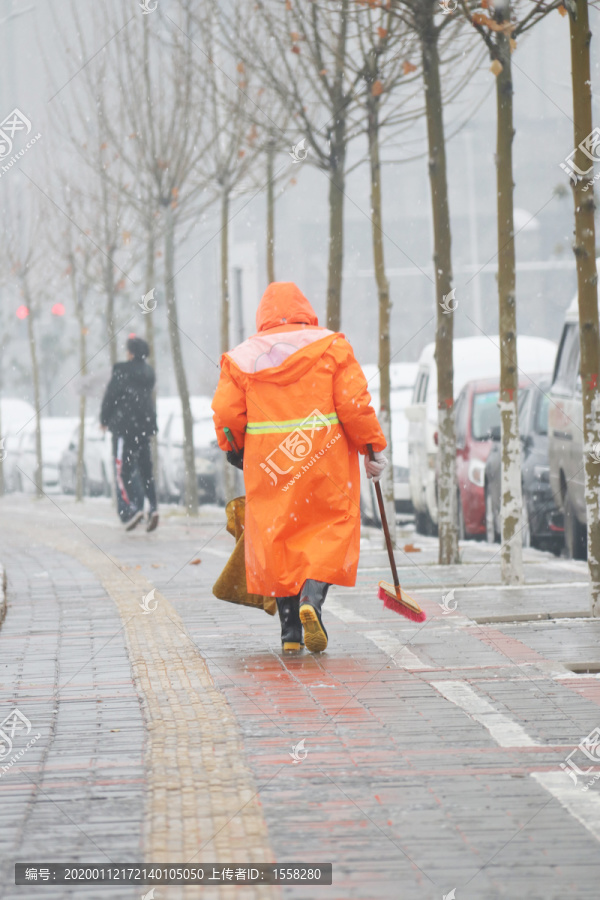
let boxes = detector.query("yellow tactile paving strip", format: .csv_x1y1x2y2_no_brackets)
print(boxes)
14,519,279,900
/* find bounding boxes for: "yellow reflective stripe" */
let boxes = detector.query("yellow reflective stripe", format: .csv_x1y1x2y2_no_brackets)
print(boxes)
246,412,339,435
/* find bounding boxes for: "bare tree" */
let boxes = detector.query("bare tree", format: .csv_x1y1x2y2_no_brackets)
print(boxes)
347,3,421,544
55,184,99,502
2,193,45,498
93,4,219,514
229,0,364,330
564,0,600,615
388,0,474,564
47,4,134,369
458,0,561,583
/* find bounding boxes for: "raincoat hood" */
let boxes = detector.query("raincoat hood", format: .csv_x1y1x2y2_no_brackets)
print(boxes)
256,282,319,332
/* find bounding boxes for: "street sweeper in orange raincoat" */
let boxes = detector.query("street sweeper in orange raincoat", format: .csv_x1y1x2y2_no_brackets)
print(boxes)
212,282,387,653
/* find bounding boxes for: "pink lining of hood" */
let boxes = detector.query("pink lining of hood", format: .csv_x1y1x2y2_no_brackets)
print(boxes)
227,328,333,373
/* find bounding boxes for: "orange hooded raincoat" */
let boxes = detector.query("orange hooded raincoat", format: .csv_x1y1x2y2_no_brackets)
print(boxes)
212,282,386,597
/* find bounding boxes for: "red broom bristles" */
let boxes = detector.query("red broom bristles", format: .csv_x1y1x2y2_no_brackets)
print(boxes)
377,583,426,623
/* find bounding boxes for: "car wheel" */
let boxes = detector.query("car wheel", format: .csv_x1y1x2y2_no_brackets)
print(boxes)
550,538,563,557
415,509,429,535
521,502,531,548
564,492,587,560
485,485,498,544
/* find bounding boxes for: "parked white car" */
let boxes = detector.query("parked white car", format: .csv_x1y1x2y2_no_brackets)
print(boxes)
19,417,79,493
59,419,113,496
360,363,418,524
0,398,36,491
406,336,557,534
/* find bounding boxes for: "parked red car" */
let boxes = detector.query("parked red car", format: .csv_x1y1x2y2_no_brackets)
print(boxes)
453,378,502,538
453,375,550,539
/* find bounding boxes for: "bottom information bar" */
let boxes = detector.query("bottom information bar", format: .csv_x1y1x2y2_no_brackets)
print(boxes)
15,864,332,885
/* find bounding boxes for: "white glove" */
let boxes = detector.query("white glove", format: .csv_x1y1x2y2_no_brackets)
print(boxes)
364,451,388,483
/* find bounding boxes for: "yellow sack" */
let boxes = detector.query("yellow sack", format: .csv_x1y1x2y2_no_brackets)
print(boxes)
212,496,277,616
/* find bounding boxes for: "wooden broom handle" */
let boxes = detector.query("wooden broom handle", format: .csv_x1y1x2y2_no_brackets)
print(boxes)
367,443,400,591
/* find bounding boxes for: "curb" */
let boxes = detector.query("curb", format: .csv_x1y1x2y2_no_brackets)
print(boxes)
0,563,5,629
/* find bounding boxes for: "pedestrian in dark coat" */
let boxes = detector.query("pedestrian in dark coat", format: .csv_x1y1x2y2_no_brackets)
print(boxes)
100,335,159,532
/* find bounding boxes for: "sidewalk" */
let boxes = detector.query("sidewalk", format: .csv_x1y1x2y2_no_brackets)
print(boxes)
1,494,600,899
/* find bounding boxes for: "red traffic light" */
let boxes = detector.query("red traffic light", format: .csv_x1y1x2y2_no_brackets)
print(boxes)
51,302,65,316
16,305,29,319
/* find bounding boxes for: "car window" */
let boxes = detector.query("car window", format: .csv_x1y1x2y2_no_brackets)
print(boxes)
471,390,500,441
412,373,422,403
534,390,550,436
455,391,467,448
518,388,531,431
552,322,579,395
413,371,429,404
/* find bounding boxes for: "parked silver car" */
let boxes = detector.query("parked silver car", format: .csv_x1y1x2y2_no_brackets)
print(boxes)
406,336,557,535
548,289,590,559
19,417,79,493
157,396,226,505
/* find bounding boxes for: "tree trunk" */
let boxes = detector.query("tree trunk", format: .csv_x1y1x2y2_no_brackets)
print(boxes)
569,0,600,616
495,28,523,585
144,225,160,491
221,186,236,502
421,17,458,565
367,92,395,544
105,260,117,366
266,138,275,284
220,186,231,355
75,316,87,503
326,0,349,332
25,298,42,499
164,202,198,515
326,122,346,333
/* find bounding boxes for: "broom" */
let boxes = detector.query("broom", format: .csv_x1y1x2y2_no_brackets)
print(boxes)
367,444,426,623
